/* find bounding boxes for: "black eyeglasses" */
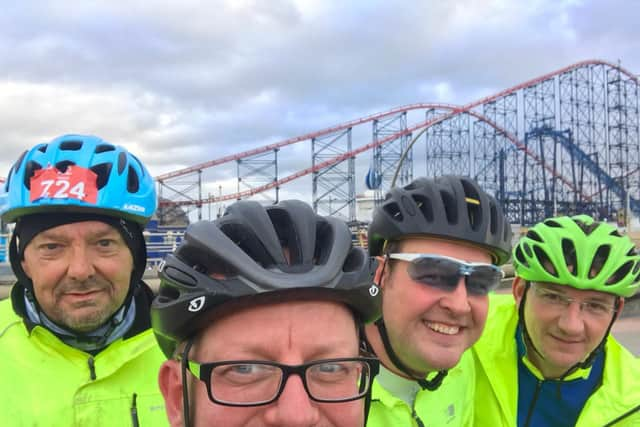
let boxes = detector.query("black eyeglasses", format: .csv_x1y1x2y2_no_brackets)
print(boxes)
388,253,504,296
180,357,379,407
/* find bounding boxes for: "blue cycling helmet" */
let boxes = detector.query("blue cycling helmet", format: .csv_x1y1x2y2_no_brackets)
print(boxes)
0,134,156,224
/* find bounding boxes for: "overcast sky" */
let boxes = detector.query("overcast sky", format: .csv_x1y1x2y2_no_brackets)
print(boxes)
1,0,639,214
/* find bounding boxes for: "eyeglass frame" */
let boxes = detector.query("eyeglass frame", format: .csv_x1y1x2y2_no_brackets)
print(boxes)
530,283,619,317
386,253,504,296
178,354,380,407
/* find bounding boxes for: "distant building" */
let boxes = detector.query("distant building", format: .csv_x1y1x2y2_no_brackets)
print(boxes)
356,190,376,223
155,197,189,226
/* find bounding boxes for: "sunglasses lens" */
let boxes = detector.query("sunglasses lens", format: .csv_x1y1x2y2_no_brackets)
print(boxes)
405,256,501,296
465,267,502,295
406,257,460,291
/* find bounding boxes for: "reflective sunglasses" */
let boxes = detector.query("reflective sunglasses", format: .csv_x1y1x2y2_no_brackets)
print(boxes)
387,253,504,296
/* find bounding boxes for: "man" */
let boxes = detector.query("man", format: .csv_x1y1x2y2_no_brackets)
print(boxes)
364,176,513,426
473,214,640,426
0,135,167,426
151,199,382,427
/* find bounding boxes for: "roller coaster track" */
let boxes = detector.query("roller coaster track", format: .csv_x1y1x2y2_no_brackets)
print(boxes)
161,104,588,207
160,58,640,207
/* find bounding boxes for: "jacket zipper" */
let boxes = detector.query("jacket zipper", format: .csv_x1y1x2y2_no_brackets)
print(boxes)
87,356,96,381
86,357,141,426
411,405,425,427
523,380,542,427
131,393,140,427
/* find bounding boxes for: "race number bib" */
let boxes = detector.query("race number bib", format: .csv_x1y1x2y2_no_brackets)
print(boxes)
30,165,98,204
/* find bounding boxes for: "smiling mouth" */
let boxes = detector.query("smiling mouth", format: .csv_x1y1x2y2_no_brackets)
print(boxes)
425,321,460,335
550,335,583,345
65,289,102,297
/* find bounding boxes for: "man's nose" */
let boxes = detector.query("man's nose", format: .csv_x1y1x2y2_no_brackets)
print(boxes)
262,373,321,427
67,244,95,281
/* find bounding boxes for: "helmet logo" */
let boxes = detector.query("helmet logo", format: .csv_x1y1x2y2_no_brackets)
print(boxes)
188,296,206,312
369,284,380,297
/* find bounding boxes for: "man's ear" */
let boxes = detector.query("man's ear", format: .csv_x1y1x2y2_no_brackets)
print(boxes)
512,276,526,308
159,360,185,427
374,256,387,288
614,298,626,319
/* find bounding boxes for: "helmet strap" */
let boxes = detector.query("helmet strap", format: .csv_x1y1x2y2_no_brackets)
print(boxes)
181,338,195,427
518,282,546,362
375,318,448,390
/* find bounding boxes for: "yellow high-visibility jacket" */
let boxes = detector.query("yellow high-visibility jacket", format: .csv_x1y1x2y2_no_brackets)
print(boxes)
367,350,474,427
472,294,640,427
0,293,168,427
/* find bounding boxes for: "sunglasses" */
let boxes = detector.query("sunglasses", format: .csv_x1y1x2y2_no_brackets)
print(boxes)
387,253,504,296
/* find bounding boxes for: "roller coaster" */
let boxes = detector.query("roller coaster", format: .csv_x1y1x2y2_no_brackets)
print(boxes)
157,59,639,226
4,60,637,227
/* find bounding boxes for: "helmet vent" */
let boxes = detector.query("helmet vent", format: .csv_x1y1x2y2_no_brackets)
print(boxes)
383,202,403,222
90,163,113,189
607,261,634,286
131,154,146,177
522,242,533,258
12,150,27,175
220,224,272,268
574,218,599,235
544,219,562,228
269,209,302,266
23,161,43,190
440,190,458,224
526,230,543,242
489,203,497,234
561,238,577,275
412,195,433,222
118,152,127,174
404,181,418,190
514,246,528,267
59,140,83,151
533,245,558,278
314,221,333,265
127,165,140,193
37,144,47,153
343,248,364,272
54,161,75,173
95,144,116,154
461,179,482,230
589,245,611,279
157,285,180,301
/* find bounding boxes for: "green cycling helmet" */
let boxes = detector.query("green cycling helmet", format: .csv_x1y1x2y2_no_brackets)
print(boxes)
513,215,640,297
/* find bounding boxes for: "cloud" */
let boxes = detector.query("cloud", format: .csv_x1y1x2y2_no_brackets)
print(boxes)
0,0,638,220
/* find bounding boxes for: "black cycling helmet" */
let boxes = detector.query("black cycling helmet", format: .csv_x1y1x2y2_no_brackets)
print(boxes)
151,199,381,358
368,175,512,265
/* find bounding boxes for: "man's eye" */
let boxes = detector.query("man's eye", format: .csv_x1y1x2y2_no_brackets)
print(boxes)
43,243,60,251
542,292,564,303
97,239,114,247
584,301,610,314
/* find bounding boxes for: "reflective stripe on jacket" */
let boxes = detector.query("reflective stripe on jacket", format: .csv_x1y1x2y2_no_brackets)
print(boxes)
0,299,168,427
472,293,640,427
367,350,475,427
